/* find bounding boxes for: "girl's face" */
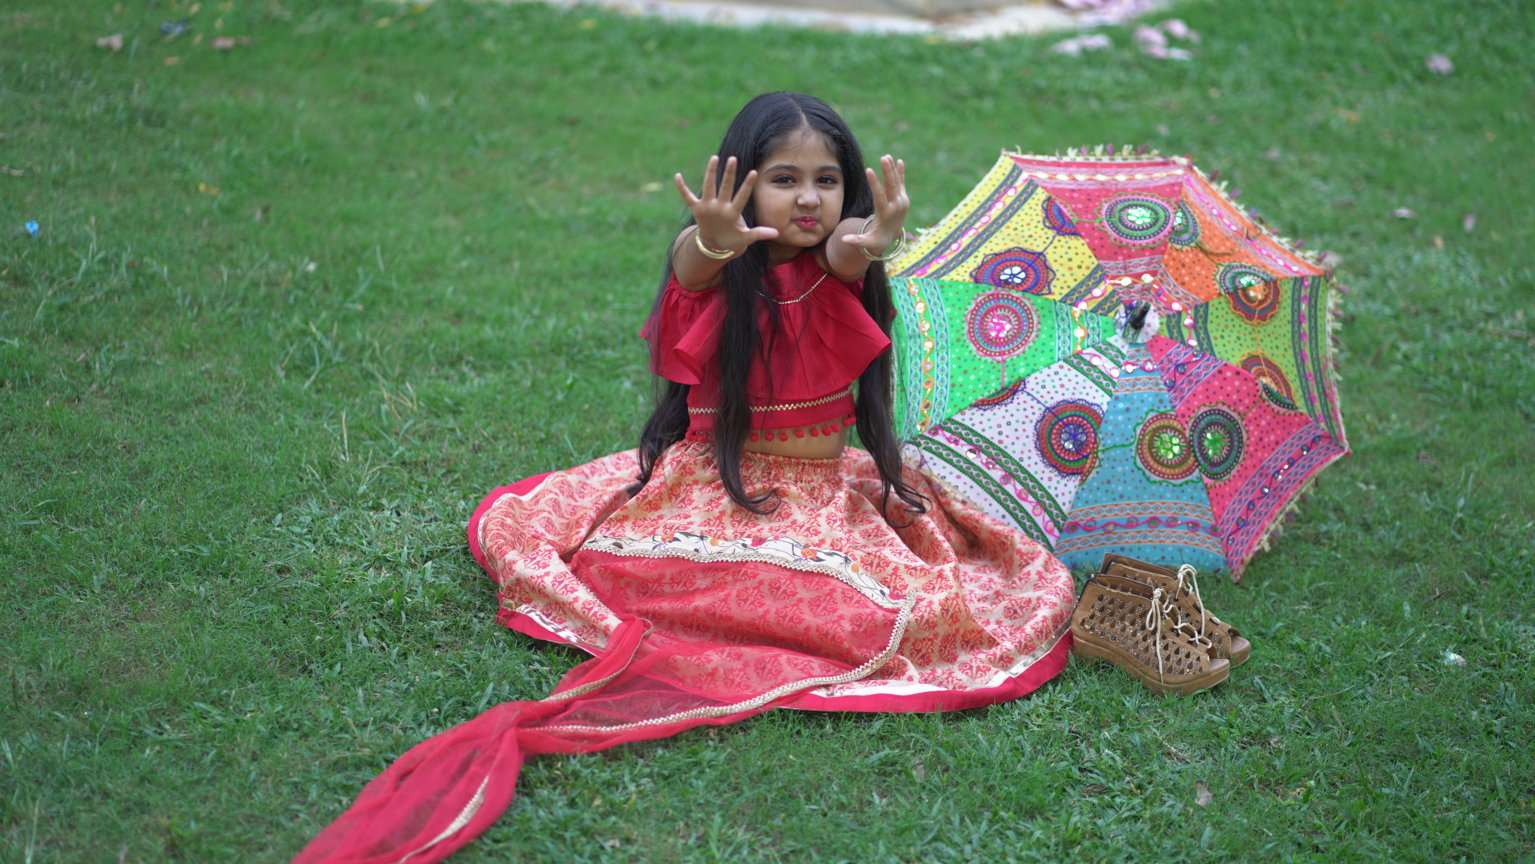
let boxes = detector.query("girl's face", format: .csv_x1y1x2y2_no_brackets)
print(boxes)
753,128,845,261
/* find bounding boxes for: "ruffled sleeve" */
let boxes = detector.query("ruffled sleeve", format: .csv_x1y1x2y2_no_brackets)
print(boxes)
755,262,891,400
638,277,724,385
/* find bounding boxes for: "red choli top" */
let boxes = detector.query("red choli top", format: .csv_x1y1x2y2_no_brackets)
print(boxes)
639,251,891,437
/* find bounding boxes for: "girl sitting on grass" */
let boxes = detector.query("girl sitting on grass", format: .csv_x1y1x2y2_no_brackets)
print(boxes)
297,92,1076,864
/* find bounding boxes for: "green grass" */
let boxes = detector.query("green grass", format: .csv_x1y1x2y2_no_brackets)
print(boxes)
3,0,1533,860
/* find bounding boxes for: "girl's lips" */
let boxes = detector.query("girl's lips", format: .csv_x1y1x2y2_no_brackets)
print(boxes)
794,218,820,228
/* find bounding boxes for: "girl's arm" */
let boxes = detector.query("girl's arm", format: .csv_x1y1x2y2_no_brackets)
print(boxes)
671,155,779,291
826,155,909,283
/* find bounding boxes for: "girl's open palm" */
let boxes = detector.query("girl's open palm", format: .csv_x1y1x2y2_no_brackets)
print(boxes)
674,155,778,254
841,155,909,254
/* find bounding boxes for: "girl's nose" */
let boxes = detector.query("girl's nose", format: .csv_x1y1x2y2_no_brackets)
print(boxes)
798,187,820,206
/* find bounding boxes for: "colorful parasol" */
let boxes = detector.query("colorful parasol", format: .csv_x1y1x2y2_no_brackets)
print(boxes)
886,149,1348,580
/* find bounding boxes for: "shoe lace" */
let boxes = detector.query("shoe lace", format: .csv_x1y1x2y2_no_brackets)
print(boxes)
1144,587,1168,685
1174,564,1209,642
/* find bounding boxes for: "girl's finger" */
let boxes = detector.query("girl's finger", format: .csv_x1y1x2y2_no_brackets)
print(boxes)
673,173,700,207
867,166,888,213
718,156,737,202
730,169,758,211
896,157,906,190
701,155,718,201
883,154,899,202
749,225,779,243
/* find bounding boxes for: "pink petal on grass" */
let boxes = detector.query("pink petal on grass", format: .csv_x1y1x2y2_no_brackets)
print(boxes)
1050,33,1112,56
1392,207,1416,219
1462,212,1477,233
1134,25,1167,50
96,33,124,51
1160,18,1200,42
1425,53,1454,75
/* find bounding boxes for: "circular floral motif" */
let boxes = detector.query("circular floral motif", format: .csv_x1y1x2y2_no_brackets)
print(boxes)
1189,406,1245,481
1100,195,1174,245
1042,196,1080,236
1136,413,1197,481
1169,201,1200,248
965,293,1038,359
969,247,1055,295
1216,263,1280,321
971,378,1025,411
1036,401,1102,477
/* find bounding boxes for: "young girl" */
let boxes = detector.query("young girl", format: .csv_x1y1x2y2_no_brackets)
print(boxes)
297,92,1076,864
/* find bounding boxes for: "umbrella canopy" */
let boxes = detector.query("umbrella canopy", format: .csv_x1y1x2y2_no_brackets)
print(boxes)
887,150,1348,579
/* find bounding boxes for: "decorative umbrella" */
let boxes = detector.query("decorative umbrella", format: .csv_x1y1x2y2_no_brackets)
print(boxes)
886,149,1348,580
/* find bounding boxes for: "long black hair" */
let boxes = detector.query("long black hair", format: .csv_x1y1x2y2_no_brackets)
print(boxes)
631,92,927,521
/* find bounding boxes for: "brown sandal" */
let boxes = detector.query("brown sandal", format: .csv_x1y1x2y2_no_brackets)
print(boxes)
1071,573,1230,696
1099,554,1252,668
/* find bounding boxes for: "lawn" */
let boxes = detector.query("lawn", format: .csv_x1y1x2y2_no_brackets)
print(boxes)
2,0,1532,860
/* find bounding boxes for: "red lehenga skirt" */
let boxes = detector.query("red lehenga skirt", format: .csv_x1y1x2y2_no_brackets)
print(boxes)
296,442,1076,863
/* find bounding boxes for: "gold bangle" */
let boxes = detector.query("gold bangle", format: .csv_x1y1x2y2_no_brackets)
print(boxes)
693,228,736,260
856,217,908,262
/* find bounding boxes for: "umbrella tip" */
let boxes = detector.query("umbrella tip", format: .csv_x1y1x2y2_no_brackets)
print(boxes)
1128,302,1151,332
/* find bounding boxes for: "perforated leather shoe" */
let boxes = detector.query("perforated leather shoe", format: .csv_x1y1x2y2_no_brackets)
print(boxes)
1071,572,1230,696
1100,554,1251,668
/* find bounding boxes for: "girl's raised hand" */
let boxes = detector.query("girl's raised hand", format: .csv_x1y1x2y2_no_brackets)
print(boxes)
673,155,779,255
841,154,909,256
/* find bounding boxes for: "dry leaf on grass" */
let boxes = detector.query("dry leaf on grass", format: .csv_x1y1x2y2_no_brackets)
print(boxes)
96,33,124,51
1195,780,1213,807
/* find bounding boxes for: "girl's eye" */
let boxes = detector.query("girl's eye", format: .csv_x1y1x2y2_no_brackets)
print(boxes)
773,176,793,184
818,177,839,186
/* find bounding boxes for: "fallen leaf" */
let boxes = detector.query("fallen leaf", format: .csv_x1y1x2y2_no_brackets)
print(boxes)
1425,53,1454,75
1391,207,1416,219
1082,783,1109,796
1442,649,1466,667
1264,146,1282,161
0,165,25,177
96,33,124,51
163,56,181,66
1195,781,1213,807
197,181,220,196
1155,123,1170,136
579,17,596,29
213,36,236,50
1462,212,1476,233
1432,235,1444,250
1335,107,1361,124
640,181,661,193
254,204,270,222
